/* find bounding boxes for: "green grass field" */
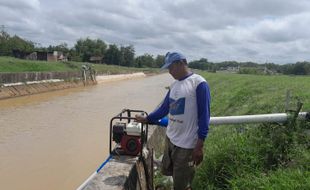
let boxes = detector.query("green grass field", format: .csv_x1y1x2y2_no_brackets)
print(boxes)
0,56,158,74
192,71,310,189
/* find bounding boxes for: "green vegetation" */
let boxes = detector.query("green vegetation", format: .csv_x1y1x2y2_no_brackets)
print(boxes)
2,29,309,74
189,58,310,75
0,56,158,74
203,72,309,116
192,71,310,189
0,30,34,55
0,30,165,68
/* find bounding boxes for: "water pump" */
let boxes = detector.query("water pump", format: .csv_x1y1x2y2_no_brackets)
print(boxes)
109,109,148,157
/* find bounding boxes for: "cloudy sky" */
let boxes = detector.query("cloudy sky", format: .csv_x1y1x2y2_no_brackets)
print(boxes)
1,0,310,64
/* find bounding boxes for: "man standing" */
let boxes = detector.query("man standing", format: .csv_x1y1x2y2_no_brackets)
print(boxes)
136,52,211,190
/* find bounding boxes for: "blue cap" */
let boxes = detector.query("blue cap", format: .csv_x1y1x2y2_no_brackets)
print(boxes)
161,52,186,69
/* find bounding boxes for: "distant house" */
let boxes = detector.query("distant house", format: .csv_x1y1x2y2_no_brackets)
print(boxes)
12,49,30,59
57,52,68,61
12,50,67,62
89,56,103,64
36,51,52,61
263,66,276,75
38,51,62,61
218,66,240,73
25,52,37,60
227,66,240,72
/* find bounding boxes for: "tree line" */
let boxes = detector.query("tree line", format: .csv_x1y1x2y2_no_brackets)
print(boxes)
0,30,164,68
1,29,309,74
189,58,310,75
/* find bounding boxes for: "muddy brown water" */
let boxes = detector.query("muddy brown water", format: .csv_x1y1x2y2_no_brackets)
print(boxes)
0,73,172,190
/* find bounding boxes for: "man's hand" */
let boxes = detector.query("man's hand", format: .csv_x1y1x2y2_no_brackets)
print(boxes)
135,114,148,124
192,139,204,166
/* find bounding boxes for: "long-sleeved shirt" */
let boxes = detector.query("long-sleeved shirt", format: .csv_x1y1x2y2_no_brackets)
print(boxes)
147,73,211,148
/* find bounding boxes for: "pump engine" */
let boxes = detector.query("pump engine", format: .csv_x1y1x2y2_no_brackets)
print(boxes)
109,109,148,157
112,121,143,156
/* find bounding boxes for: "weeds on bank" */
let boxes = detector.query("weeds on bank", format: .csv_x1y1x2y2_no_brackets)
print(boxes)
192,113,309,190
154,171,173,190
153,72,309,189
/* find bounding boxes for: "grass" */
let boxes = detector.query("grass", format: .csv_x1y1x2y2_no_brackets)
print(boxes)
230,169,310,190
201,72,310,115
0,56,159,74
192,71,310,189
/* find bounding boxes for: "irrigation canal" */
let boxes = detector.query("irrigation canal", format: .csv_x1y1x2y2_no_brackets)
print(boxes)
0,73,171,190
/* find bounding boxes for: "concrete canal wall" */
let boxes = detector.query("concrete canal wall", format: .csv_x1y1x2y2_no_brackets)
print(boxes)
0,71,81,84
0,80,88,99
0,72,146,100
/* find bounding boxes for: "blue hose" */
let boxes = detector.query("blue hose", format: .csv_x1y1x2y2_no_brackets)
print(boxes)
96,154,112,173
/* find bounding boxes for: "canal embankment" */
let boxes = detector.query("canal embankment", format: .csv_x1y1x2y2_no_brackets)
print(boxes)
0,72,146,100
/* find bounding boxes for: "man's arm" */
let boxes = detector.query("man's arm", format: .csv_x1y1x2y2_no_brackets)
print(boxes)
197,82,211,140
135,91,170,123
193,81,211,165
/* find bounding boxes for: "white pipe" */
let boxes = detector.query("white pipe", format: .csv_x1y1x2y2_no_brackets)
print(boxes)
210,112,308,125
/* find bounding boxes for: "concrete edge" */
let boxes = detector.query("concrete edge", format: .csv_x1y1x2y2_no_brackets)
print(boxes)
80,126,166,190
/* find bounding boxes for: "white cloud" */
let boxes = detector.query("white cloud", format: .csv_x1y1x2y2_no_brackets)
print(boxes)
0,0,40,10
253,13,310,43
1,0,310,63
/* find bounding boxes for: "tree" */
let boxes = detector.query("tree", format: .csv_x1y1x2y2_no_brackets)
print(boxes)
0,30,34,56
9,35,34,52
120,45,135,67
104,44,121,65
73,38,107,62
0,30,10,55
134,54,154,68
189,58,213,70
47,43,69,54
154,55,165,68
292,62,310,75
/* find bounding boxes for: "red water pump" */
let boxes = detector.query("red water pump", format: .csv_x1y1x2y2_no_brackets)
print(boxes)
109,109,148,157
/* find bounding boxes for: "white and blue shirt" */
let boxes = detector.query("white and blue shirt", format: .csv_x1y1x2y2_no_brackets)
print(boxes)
147,73,211,149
